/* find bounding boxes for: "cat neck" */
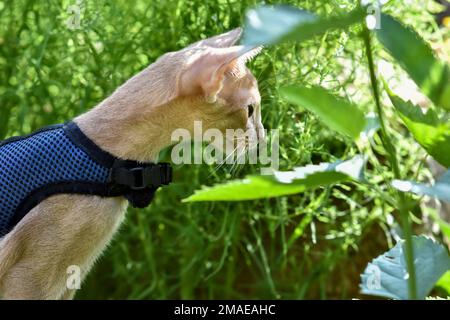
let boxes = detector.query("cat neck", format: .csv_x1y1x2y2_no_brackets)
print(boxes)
74,90,204,163
74,104,163,162
73,64,179,162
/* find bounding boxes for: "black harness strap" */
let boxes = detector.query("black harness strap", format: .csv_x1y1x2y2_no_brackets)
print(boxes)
1,121,172,236
109,160,172,190
63,121,172,208
107,159,172,208
9,122,173,230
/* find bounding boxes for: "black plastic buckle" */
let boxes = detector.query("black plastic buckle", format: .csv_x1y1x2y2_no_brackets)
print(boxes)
159,163,172,186
108,161,172,191
129,167,146,190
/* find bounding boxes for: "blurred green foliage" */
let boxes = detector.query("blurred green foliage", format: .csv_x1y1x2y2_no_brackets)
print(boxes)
0,0,447,299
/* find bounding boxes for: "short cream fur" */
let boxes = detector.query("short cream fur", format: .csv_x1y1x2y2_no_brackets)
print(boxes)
0,28,263,299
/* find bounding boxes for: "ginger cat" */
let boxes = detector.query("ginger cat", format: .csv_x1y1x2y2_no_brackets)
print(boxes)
0,28,263,299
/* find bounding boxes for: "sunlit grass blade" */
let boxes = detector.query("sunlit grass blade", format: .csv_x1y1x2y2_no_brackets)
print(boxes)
435,271,450,296
428,210,450,241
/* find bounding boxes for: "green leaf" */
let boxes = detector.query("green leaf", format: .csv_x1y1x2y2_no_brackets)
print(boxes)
242,5,365,47
392,169,450,203
280,85,367,140
430,210,450,241
386,91,450,167
376,14,450,110
436,271,450,296
361,113,380,140
360,236,450,300
183,156,365,202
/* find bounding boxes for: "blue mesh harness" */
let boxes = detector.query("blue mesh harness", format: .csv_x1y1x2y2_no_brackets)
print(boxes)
0,122,172,237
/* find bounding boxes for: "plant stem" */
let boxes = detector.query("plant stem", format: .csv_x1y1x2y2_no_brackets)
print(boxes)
362,28,417,300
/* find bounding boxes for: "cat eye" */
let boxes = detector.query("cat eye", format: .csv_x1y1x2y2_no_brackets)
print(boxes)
247,104,254,117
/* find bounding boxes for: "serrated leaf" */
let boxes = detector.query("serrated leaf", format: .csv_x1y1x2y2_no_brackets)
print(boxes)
392,169,450,203
280,85,367,140
360,236,450,300
241,5,365,47
183,156,365,202
376,14,450,110
386,91,450,167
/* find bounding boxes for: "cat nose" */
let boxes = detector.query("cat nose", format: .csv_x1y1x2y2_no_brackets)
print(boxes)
247,104,254,117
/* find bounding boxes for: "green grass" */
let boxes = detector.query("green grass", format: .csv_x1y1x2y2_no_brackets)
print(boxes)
0,0,446,299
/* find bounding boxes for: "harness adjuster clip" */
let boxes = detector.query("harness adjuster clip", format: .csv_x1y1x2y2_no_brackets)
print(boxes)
108,162,172,191
129,167,146,190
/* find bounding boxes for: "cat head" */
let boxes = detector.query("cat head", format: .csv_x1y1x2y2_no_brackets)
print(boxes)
152,28,265,155
180,28,264,145
78,29,264,162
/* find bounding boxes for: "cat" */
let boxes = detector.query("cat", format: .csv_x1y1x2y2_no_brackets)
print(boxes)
0,28,263,299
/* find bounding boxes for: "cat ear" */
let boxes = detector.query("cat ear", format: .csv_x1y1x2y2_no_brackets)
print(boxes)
202,45,262,103
187,28,242,49
180,45,262,103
